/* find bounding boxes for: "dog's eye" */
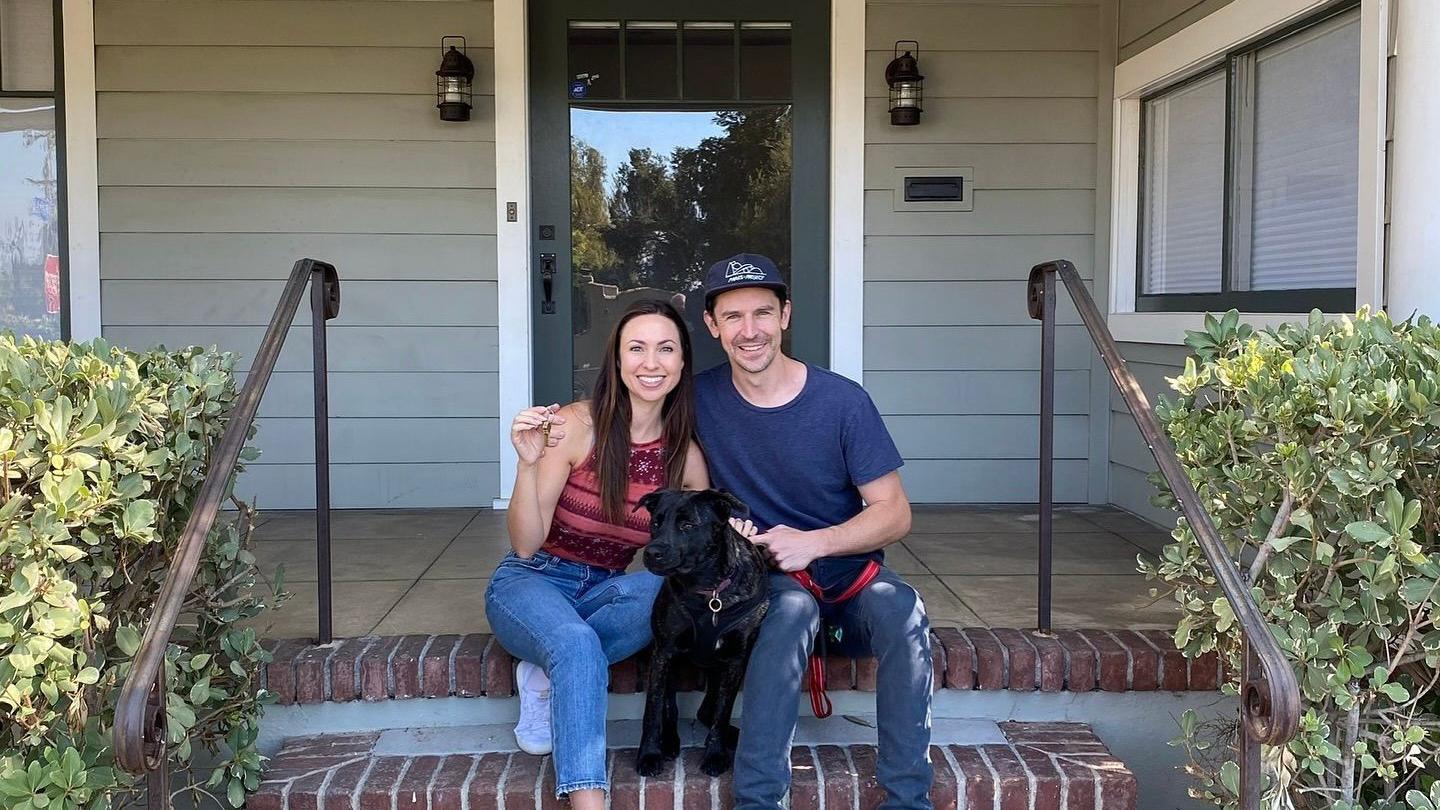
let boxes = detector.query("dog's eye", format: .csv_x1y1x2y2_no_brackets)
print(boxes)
678,521,696,532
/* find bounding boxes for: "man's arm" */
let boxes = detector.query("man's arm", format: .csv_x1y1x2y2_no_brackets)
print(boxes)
755,470,911,572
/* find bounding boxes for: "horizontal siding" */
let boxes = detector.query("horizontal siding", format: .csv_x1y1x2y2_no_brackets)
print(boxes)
104,326,498,373
866,4,1100,51
864,235,1095,281
98,93,497,141
869,370,1091,415
1108,342,1188,527
97,0,499,508
863,189,1095,236
242,372,499,419
863,325,1093,370
865,280,1086,326
99,188,496,234
97,46,496,94
99,140,497,188
234,462,501,510
101,234,497,280
902,459,1089,503
865,144,1098,190
248,417,499,465
863,98,1097,144
863,51,1097,98
95,1,496,47
101,280,498,327
864,0,1100,504
888,415,1090,460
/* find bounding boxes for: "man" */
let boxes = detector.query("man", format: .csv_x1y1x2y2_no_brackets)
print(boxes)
693,253,933,809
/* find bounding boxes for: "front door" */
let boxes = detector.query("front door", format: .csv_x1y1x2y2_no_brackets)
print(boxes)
529,0,830,404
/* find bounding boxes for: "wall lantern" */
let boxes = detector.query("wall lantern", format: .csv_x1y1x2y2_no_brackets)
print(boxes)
436,36,475,122
885,41,924,126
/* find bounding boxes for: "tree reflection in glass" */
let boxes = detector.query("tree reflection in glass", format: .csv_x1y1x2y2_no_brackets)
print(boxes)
570,106,792,396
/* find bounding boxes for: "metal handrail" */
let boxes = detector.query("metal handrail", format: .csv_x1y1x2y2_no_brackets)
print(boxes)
1027,259,1301,807
113,259,340,803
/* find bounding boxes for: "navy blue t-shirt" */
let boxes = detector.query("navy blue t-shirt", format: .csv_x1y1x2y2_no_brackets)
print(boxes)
695,362,904,581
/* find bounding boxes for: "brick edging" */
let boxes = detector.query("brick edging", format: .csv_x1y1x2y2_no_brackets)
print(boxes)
260,628,1221,705
249,722,1136,809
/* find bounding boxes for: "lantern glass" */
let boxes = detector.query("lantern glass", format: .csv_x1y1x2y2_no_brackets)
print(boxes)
889,80,922,110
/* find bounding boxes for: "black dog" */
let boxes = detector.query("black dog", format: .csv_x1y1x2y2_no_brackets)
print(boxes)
635,489,770,777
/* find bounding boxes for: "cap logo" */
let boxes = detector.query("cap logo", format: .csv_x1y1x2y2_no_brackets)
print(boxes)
725,260,767,283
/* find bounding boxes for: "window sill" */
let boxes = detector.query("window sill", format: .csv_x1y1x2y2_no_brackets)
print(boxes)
1106,311,1334,345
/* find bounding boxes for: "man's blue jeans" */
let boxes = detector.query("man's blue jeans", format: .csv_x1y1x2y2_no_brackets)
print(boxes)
484,550,662,796
733,567,934,809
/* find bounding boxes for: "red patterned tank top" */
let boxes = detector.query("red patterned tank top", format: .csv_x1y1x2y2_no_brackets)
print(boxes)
540,438,667,570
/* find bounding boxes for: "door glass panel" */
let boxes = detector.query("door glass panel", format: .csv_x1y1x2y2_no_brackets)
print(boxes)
683,22,735,99
624,22,679,100
739,23,791,100
570,106,792,397
568,22,622,100
0,99,61,339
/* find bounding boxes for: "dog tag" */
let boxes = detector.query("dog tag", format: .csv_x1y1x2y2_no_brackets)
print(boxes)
709,596,723,625
540,418,552,446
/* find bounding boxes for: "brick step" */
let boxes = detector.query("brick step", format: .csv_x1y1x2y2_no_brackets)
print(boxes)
261,628,1219,705
249,722,1136,809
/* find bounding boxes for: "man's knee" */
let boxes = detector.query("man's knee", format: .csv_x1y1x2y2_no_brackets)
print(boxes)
863,580,930,647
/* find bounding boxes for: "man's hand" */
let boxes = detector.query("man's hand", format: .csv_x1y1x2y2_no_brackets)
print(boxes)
752,524,825,572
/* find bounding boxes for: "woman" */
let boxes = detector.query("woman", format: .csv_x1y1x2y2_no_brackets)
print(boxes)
485,299,708,807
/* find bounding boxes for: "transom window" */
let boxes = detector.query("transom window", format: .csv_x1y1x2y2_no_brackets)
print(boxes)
567,20,792,102
1138,4,1360,313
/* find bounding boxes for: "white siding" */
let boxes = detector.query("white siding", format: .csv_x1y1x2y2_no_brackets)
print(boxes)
95,0,499,509
864,0,1102,503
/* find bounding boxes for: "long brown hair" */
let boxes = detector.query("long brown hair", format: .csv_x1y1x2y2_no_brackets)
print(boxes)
589,299,697,523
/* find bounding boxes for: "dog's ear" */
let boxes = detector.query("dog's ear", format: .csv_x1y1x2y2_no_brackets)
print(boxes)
635,489,666,516
707,489,750,520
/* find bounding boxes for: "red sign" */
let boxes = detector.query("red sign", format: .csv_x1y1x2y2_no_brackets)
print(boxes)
44,255,61,314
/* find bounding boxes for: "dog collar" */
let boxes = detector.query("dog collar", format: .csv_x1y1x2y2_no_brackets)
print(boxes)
705,576,733,619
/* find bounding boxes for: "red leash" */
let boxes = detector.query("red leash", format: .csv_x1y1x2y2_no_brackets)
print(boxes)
788,560,882,718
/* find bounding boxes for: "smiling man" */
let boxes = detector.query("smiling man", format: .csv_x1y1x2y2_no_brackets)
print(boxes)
693,253,934,809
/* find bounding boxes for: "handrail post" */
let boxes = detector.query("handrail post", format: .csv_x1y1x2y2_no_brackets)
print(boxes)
311,265,338,644
1033,267,1056,631
1240,636,1261,806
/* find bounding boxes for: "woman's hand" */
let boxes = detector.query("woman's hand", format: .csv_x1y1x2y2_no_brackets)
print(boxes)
511,404,566,466
728,517,758,539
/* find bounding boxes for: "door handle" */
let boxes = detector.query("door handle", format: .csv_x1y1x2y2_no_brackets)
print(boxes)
539,253,556,315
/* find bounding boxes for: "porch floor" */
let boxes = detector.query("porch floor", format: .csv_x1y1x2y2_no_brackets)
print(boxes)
242,504,1180,640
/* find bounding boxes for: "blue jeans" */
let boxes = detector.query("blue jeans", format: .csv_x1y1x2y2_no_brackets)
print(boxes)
733,567,934,809
484,550,662,796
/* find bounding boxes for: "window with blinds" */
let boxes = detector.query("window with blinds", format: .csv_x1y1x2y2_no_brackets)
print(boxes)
1137,3,1360,313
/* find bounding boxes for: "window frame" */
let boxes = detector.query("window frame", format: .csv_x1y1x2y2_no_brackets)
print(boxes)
1108,0,1388,344
0,0,69,340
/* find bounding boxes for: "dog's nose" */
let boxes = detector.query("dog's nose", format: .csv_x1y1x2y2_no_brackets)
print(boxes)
644,545,673,570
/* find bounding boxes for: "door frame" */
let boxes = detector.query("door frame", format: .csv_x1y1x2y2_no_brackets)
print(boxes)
493,0,865,507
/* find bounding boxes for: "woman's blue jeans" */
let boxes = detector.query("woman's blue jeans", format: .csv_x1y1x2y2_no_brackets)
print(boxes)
484,550,662,796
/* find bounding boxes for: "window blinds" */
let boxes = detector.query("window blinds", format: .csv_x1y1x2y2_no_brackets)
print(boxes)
1142,71,1226,295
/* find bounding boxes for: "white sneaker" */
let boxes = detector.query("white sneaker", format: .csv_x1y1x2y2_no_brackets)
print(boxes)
514,660,553,755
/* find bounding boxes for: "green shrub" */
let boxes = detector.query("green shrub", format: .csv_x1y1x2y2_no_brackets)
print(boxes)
1144,310,1440,809
0,334,281,809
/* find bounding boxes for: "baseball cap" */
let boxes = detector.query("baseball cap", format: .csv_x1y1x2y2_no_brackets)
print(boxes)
703,253,788,308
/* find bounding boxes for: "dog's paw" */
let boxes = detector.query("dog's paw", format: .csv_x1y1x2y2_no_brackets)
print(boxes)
661,728,681,758
700,746,733,777
635,751,668,777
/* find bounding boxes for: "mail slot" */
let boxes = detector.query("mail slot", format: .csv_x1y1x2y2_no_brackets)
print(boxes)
904,175,964,202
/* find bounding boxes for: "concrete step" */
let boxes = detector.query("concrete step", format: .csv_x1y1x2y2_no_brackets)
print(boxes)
249,721,1137,809
260,628,1220,706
